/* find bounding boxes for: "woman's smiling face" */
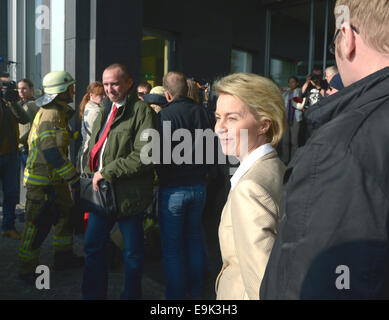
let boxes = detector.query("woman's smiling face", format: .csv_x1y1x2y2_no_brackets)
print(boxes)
215,93,266,160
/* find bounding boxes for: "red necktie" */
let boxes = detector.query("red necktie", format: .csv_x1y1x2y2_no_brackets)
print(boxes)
89,104,118,171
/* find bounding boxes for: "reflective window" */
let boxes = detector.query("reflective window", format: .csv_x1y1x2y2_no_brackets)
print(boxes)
271,58,299,87
231,49,253,73
268,0,337,88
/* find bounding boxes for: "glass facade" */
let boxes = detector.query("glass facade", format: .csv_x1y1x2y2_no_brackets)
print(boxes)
2,0,48,94
2,0,339,96
231,48,253,73
267,0,337,87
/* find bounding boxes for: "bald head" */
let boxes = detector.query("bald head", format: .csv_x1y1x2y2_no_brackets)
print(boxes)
104,63,132,80
162,72,188,101
103,63,133,103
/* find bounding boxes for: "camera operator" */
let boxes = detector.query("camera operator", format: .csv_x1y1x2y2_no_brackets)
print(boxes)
0,77,31,240
301,67,327,109
298,68,327,148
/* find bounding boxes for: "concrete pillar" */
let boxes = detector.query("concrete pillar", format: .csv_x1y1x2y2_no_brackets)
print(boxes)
64,0,91,163
40,0,50,77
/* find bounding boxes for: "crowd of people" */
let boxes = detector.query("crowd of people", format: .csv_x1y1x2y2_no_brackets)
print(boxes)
279,64,344,164
1,0,389,300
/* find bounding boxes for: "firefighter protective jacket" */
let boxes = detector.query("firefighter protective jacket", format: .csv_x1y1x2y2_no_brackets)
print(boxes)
24,100,79,187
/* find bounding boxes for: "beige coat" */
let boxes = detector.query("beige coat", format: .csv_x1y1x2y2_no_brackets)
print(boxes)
216,151,285,300
79,101,103,173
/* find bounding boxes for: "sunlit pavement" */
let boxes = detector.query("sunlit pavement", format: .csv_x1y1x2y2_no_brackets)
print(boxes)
0,205,220,300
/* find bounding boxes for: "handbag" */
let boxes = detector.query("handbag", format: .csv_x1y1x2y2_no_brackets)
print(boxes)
79,173,117,218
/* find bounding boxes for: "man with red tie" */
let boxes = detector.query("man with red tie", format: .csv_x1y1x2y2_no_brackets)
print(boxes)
82,63,158,300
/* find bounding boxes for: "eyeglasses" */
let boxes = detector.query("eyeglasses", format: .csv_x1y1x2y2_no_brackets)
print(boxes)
328,25,360,55
137,92,145,96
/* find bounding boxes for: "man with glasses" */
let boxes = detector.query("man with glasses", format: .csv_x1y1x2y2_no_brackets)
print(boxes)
261,0,389,299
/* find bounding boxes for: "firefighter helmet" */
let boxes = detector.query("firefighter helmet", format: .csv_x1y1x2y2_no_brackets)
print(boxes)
42,71,75,95
35,71,76,107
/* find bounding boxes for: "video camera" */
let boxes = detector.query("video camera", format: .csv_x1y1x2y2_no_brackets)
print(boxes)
0,80,19,102
1,80,16,90
310,74,322,84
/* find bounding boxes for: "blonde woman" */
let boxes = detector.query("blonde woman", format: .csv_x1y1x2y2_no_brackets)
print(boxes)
214,73,286,300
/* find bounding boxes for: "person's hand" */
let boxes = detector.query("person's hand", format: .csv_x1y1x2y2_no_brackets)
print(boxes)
92,171,104,191
305,75,312,83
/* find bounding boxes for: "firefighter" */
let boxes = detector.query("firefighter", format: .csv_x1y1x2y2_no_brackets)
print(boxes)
18,71,83,284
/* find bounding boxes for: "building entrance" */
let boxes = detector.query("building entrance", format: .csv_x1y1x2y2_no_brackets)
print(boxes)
141,33,173,87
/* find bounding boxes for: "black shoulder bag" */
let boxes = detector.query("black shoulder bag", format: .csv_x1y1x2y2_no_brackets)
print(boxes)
79,173,117,218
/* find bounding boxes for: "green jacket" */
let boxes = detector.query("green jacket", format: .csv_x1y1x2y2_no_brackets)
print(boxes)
85,86,158,220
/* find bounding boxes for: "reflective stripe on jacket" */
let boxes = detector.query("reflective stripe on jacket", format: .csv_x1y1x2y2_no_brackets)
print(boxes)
24,101,79,186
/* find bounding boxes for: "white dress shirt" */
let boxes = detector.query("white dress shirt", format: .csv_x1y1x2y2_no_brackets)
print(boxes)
98,99,126,171
230,143,275,191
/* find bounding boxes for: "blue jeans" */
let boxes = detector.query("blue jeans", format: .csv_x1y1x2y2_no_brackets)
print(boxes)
0,153,18,232
82,212,144,300
159,184,207,300
19,150,28,172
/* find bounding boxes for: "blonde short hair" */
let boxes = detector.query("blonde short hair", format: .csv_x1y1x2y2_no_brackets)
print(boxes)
214,73,286,147
325,65,338,77
335,0,389,54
